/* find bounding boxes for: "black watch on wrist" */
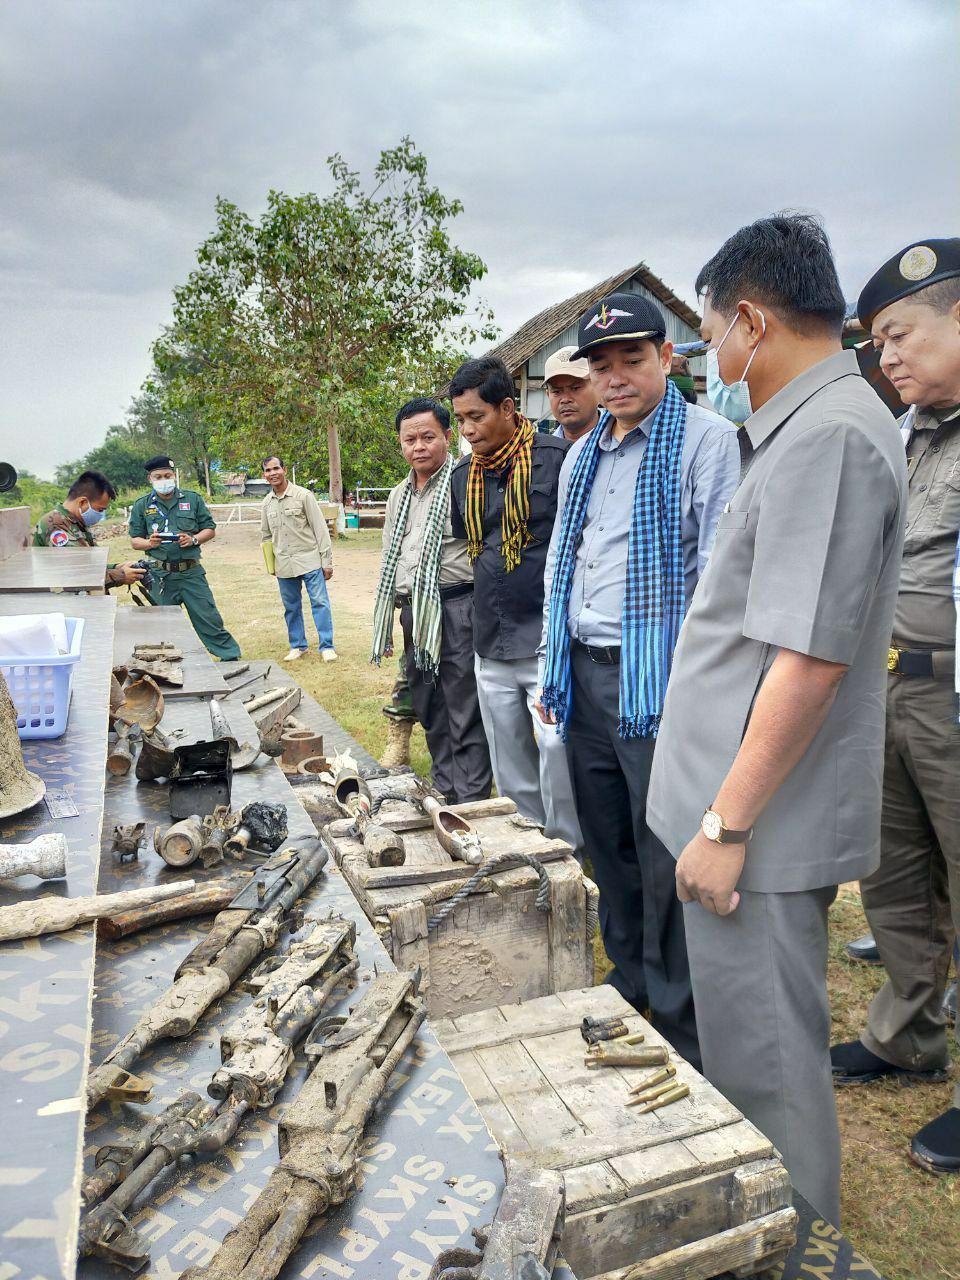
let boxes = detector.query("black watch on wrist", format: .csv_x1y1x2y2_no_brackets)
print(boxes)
701,808,753,845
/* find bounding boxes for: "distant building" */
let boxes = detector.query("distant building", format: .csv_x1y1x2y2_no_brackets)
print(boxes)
480,260,704,422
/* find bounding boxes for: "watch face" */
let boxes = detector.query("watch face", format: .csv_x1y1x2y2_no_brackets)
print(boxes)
702,811,723,842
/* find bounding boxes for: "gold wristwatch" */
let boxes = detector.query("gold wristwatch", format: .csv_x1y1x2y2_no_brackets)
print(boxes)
701,808,753,845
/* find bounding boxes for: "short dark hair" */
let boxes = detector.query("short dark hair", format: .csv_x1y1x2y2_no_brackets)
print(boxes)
68,470,116,502
395,398,451,433
913,277,960,314
261,454,284,469
695,213,846,336
449,356,516,407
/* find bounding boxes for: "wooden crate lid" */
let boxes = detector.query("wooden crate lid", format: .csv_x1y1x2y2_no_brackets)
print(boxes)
435,987,785,1220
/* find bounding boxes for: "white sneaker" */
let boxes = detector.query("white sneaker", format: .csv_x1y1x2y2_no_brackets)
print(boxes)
320,648,338,663
284,648,308,661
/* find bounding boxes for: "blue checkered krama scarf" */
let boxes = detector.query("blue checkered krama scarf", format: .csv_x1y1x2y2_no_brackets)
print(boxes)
541,378,687,738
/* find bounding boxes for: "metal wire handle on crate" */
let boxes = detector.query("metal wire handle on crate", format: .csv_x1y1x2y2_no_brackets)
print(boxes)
426,852,552,933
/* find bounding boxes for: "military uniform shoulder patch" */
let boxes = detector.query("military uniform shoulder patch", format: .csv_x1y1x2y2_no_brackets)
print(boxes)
899,245,938,282
50,530,69,547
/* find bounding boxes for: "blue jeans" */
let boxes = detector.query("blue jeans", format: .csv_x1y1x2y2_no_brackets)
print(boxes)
277,570,334,650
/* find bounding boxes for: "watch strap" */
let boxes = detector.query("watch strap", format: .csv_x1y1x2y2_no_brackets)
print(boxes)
716,824,752,845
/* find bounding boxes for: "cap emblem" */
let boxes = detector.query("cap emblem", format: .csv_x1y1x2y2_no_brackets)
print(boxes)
899,245,938,282
585,303,633,332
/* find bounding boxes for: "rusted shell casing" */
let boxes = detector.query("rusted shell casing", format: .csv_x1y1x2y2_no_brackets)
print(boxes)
296,756,330,777
280,729,324,768
155,817,204,868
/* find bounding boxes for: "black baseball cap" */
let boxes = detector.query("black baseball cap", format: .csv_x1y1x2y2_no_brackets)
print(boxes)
571,292,667,359
857,238,960,328
144,455,175,473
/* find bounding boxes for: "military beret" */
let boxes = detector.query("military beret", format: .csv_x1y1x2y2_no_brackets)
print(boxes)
857,237,960,328
144,455,175,473
571,292,667,359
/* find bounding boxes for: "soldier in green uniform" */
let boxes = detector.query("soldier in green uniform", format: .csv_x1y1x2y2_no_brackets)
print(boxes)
129,456,240,660
832,239,960,1175
34,470,145,589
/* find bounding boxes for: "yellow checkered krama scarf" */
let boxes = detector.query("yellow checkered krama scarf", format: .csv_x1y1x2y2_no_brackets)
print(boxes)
464,413,534,573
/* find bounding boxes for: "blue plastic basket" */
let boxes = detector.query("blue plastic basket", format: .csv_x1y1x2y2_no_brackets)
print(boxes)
1,617,85,739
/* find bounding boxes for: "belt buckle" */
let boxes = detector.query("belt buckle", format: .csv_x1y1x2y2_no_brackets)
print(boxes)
887,647,901,675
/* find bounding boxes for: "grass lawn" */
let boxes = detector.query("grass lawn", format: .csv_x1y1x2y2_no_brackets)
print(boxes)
110,519,960,1280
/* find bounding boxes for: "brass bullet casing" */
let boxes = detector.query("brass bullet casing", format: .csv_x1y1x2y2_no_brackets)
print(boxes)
627,1065,676,1095
584,1045,669,1070
635,1083,691,1114
622,1032,646,1045
626,1079,679,1108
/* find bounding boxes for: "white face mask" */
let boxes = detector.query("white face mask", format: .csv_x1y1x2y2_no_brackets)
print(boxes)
152,477,176,496
706,309,766,423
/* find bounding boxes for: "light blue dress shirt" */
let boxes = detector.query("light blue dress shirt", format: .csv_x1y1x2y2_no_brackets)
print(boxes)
541,399,741,650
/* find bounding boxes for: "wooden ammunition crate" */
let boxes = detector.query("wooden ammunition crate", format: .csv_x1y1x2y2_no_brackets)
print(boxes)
322,796,598,1018
435,986,797,1280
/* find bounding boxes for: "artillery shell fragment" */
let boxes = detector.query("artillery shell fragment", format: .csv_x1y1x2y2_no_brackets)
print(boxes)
635,1083,690,1113
584,1045,669,1069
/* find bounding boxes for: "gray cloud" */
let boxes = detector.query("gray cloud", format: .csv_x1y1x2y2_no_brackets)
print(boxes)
1,0,957,475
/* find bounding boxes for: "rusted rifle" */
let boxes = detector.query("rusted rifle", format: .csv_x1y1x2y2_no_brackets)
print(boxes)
414,780,483,865
429,1157,565,1280
180,968,426,1280
85,838,329,1109
79,914,358,1271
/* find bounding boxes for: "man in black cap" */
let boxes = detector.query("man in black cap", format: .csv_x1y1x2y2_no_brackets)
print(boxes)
129,456,240,660
537,292,740,1067
832,238,960,1175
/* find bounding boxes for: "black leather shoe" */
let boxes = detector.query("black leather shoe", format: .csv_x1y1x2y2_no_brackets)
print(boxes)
844,934,882,964
943,980,957,1027
831,1039,950,1086
910,1108,960,1174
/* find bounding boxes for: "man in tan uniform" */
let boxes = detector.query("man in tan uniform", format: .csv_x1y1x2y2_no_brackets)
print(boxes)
832,238,960,1175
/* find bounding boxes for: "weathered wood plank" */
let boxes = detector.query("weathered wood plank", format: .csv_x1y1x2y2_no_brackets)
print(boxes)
387,901,431,991
591,1208,798,1280
475,1041,586,1150
607,1121,773,1203
547,860,591,993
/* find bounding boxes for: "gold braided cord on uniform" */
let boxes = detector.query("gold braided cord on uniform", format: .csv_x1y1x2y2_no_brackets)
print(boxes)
464,414,534,573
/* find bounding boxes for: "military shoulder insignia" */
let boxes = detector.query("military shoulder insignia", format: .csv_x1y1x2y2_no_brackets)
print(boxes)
50,530,69,547
179,501,191,510
585,303,634,332
899,245,937,282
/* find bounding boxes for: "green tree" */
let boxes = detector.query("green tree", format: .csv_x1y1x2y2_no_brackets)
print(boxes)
157,138,495,503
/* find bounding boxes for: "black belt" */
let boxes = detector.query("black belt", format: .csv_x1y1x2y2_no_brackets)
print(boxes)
573,638,621,665
887,647,955,679
395,583,473,607
155,560,198,573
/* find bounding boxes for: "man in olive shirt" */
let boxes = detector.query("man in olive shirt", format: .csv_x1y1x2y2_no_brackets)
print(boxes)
129,455,240,660
373,398,491,803
34,469,145,590
647,215,907,1223
832,238,960,1175
260,455,336,662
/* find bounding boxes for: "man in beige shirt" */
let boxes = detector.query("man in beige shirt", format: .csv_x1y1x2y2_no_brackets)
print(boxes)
260,456,336,662
371,398,491,802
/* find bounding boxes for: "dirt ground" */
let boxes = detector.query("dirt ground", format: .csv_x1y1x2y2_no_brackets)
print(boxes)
113,518,960,1280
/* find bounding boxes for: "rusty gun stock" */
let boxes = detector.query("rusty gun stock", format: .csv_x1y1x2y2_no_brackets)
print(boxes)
179,969,426,1280
85,838,330,1110
414,782,483,865
79,915,358,1271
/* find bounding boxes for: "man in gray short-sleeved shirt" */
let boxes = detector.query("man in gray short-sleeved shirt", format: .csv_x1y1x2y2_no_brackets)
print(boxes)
647,215,906,1224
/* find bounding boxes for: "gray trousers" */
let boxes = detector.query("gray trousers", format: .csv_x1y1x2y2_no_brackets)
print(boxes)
474,653,583,856
683,886,840,1226
861,675,960,1107
400,595,492,805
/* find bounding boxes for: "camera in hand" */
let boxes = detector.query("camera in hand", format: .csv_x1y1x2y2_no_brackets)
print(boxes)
132,559,156,593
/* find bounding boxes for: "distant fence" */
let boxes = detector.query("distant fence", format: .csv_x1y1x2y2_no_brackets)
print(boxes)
207,502,262,525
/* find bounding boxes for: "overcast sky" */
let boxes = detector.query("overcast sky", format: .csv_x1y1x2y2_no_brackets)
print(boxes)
1,0,957,477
